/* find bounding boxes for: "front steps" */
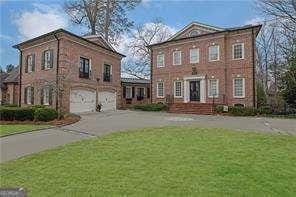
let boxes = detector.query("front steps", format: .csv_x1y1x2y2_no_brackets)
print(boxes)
169,103,214,115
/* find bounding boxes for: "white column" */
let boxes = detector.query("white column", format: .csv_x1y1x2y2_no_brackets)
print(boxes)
183,80,189,103
200,79,206,103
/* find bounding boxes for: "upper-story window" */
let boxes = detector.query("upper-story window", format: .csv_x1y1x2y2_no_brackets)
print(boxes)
79,57,90,79
190,48,199,63
103,64,112,82
233,43,244,59
157,82,164,98
156,54,164,68
209,45,220,61
25,86,34,104
26,54,35,73
208,79,219,98
42,50,53,69
233,78,245,98
173,51,182,65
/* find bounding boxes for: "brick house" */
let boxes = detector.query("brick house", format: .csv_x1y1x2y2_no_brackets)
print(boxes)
121,78,150,108
14,29,125,113
148,22,261,114
1,67,20,105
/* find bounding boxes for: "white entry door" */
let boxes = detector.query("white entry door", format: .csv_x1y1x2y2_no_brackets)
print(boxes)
70,89,96,113
98,91,116,111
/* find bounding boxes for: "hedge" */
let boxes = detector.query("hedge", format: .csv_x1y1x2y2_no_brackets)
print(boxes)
133,103,168,111
215,105,273,116
0,106,58,122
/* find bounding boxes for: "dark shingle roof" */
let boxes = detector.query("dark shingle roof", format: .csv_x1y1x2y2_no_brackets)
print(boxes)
3,67,19,83
121,78,150,84
0,71,8,88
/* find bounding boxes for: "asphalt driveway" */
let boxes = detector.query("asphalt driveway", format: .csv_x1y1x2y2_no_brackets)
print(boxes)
1,110,296,162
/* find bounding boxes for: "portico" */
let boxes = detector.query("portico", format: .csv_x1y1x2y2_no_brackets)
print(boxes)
183,75,206,103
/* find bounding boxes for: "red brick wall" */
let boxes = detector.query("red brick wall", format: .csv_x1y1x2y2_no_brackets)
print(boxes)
120,83,150,108
151,29,256,107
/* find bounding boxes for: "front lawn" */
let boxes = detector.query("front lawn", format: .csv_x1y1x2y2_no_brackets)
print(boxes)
0,124,50,137
1,126,296,196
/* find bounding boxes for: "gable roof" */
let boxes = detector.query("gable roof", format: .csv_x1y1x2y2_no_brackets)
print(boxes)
13,29,125,57
148,24,262,48
3,67,19,83
121,78,150,84
83,34,116,51
0,71,8,89
168,21,224,41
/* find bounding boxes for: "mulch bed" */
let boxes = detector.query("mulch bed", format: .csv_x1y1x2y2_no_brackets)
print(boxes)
0,114,81,126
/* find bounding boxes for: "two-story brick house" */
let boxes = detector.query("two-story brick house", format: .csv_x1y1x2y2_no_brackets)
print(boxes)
148,22,261,114
14,29,124,113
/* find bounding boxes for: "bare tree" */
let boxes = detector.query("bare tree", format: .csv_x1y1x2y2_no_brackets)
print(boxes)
65,0,140,44
122,19,174,78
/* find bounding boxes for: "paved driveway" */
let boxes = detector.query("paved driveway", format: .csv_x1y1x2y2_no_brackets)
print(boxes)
1,110,296,162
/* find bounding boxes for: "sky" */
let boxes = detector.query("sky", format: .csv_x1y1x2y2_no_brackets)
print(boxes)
0,0,262,70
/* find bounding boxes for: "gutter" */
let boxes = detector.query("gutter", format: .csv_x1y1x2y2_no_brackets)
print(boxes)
150,48,153,103
53,33,60,112
252,28,256,108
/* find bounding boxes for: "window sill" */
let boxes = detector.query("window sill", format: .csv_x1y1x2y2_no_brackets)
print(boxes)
156,66,165,68
157,96,165,98
208,96,219,98
232,58,244,60
174,96,183,98
209,59,220,62
233,96,245,99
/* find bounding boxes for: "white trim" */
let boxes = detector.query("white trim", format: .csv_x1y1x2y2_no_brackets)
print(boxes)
183,75,205,80
125,86,132,99
156,54,165,68
156,82,164,98
233,78,245,98
208,79,219,98
173,81,183,98
209,45,220,61
173,51,182,65
232,43,245,60
44,50,51,70
189,48,199,64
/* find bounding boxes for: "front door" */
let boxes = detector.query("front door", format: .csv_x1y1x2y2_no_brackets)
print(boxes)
190,81,200,101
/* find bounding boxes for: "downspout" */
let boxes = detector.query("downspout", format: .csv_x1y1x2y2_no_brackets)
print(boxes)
53,33,60,112
17,48,22,107
150,48,153,103
252,28,256,108
224,34,228,105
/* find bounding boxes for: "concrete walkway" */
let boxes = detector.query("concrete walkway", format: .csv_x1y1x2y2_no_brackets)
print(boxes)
1,110,295,163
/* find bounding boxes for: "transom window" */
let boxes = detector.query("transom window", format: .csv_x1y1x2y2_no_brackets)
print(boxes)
27,55,34,72
190,48,199,63
157,54,164,68
174,81,182,97
44,50,52,69
157,82,164,98
209,45,219,61
79,57,90,79
125,87,132,99
208,79,219,98
233,78,245,98
233,43,244,59
173,51,181,65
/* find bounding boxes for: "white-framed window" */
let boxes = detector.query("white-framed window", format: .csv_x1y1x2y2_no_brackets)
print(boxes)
190,48,199,63
208,79,219,98
173,51,182,65
156,54,164,68
44,50,51,69
233,43,244,59
26,86,33,104
209,45,220,61
27,55,33,72
174,81,182,97
42,86,50,105
157,82,164,98
233,78,245,98
125,86,132,99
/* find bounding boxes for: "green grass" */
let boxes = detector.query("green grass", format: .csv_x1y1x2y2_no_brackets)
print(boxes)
1,126,296,196
0,124,50,137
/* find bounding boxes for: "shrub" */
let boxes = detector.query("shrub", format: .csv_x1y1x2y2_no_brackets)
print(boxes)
133,103,167,111
34,107,58,122
215,105,224,113
229,106,257,116
0,107,34,121
257,106,272,115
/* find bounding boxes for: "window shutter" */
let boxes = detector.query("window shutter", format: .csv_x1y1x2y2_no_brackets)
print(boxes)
147,87,150,98
132,87,135,98
32,54,35,71
123,86,126,98
31,87,34,104
41,51,45,70
50,49,54,68
25,56,28,73
49,86,53,105
24,87,27,104
40,88,44,105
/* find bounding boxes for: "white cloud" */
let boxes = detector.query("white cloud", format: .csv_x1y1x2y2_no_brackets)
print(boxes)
245,17,263,25
14,3,68,41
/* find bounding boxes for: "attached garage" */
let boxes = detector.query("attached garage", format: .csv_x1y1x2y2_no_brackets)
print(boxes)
70,89,96,113
98,91,116,111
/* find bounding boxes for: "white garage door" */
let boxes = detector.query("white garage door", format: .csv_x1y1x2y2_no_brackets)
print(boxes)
98,91,116,111
70,89,96,113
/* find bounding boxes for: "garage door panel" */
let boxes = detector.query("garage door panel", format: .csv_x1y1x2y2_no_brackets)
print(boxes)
70,89,96,113
98,91,116,111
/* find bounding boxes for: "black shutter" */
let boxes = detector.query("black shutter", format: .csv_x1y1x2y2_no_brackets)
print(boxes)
50,49,54,68
24,87,27,104
132,87,135,98
147,87,150,98
32,54,35,72
40,88,44,105
25,56,28,73
49,86,53,105
123,86,126,98
31,87,34,104
41,51,45,70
